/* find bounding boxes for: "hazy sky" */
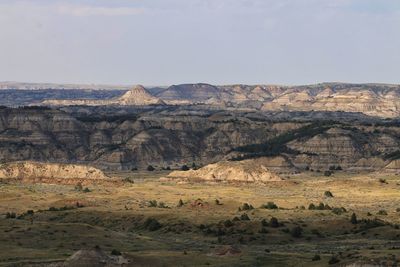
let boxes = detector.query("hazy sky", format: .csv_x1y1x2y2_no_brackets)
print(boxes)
0,0,399,85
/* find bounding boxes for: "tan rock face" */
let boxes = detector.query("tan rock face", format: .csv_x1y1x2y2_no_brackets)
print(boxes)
0,161,110,185
166,158,283,184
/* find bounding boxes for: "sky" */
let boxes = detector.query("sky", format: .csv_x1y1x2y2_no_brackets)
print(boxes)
0,0,399,86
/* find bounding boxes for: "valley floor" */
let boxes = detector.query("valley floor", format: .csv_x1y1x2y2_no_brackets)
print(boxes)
1,171,400,266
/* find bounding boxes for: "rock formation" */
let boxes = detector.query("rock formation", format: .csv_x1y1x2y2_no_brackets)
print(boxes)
0,161,110,185
165,158,283,184
42,85,164,106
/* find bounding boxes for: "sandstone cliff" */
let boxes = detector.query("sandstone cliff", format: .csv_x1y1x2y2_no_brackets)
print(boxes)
0,161,110,185
165,158,283,184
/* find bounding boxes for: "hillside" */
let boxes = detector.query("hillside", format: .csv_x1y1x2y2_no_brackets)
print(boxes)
0,106,399,172
42,85,164,106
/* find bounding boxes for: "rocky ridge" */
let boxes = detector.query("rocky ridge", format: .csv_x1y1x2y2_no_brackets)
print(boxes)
42,85,164,106
164,157,283,184
0,161,111,185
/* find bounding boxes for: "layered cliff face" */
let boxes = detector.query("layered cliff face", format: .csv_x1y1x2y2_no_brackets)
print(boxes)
0,107,300,170
0,161,109,185
0,106,399,171
42,85,164,106
18,82,399,118
152,83,400,118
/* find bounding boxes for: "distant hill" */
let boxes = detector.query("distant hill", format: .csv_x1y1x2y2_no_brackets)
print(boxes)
2,82,400,117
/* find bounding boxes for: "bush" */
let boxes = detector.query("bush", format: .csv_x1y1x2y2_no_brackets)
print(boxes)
147,165,155,171
83,187,91,193
324,171,332,177
144,218,162,231
177,199,184,207
308,203,316,210
312,254,321,261
239,203,254,211
158,202,168,208
290,226,303,238
261,219,268,227
215,199,222,205
148,200,158,207
332,207,346,215
111,249,121,256
26,210,34,215
328,256,340,265
260,202,278,209
379,178,388,184
324,191,334,197
181,165,189,171
350,213,357,224
240,213,250,221
224,220,234,227
377,210,387,215
6,212,16,219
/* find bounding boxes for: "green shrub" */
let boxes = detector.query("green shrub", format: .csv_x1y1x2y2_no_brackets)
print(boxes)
144,218,162,231
181,165,189,171
111,249,121,256
224,220,234,227
308,203,316,210
324,191,334,197
260,202,278,209
148,200,158,207
239,203,254,211
240,213,250,221
328,256,340,265
83,187,91,193
324,171,332,177
177,199,184,207
147,165,155,171
377,210,387,215
158,202,168,208
5,212,16,219
332,207,346,215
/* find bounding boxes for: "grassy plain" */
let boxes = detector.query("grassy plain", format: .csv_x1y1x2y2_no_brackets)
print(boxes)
1,170,400,266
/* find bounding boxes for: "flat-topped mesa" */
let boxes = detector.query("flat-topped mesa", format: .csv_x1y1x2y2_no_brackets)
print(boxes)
163,158,284,184
0,161,112,185
118,85,165,105
41,85,164,106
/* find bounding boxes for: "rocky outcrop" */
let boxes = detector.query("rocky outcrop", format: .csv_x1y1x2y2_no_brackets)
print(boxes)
0,161,110,185
384,160,400,172
42,85,164,106
164,158,283,184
